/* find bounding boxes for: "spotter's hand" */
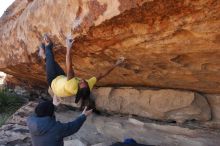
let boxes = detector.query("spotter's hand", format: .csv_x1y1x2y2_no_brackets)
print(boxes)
82,106,93,117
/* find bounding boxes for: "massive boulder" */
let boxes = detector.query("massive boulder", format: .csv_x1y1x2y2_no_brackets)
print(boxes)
61,87,211,123
0,0,220,93
205,94,220,121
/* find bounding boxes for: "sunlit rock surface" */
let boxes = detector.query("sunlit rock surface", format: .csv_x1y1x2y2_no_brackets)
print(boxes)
0,0,220,93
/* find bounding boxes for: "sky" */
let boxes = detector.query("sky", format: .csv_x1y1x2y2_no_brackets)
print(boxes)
0,0,15,17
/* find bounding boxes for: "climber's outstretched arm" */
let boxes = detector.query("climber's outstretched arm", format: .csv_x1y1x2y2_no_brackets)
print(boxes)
66,38,75,80
97,57,125,82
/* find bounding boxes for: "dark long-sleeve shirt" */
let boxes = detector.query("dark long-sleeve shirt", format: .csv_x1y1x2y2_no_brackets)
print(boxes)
27,114,86,146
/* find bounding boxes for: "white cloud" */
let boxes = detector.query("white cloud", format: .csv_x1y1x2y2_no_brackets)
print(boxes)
0,0,15,17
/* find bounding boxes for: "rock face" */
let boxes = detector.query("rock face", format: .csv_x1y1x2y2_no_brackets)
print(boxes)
206,94,220,121
1,101,220,146
0,0,220,93
61,87,211,123
0,102,36,146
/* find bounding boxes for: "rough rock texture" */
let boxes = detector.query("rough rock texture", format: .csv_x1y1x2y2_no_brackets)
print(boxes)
10,85,211,123
61,87,211,123
206,94,220,121
0,0,220,93
0,102,36,146
1,101,220,146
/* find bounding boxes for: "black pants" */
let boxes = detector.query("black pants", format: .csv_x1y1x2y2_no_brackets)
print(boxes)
45,43,65,86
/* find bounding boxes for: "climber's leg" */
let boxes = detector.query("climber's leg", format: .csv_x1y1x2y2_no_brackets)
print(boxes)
45,43,65,86
55,61,65,77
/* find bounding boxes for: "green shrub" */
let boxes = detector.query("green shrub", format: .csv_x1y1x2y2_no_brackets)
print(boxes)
0,89,25,126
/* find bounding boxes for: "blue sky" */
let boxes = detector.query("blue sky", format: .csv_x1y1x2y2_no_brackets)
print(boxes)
0,0,15,17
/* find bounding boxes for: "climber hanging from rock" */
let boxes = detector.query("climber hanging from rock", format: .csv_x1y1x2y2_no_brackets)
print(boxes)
38,34,124,107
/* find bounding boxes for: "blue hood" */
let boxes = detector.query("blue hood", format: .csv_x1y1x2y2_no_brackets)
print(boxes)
27,115,56,136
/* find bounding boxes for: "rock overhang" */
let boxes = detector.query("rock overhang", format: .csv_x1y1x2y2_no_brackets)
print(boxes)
0,0,220,93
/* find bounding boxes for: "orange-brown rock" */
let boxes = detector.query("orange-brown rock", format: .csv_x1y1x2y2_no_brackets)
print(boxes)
1,0,220,93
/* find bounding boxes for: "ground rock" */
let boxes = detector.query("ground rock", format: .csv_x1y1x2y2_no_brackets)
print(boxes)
0,102,36,146
64,139,87,146
128,118,145,127
0,0,220,93
91,143,107,146
0,101,220,146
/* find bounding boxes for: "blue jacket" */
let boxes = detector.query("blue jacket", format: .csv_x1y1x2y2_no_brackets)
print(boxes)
27,114,86,146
